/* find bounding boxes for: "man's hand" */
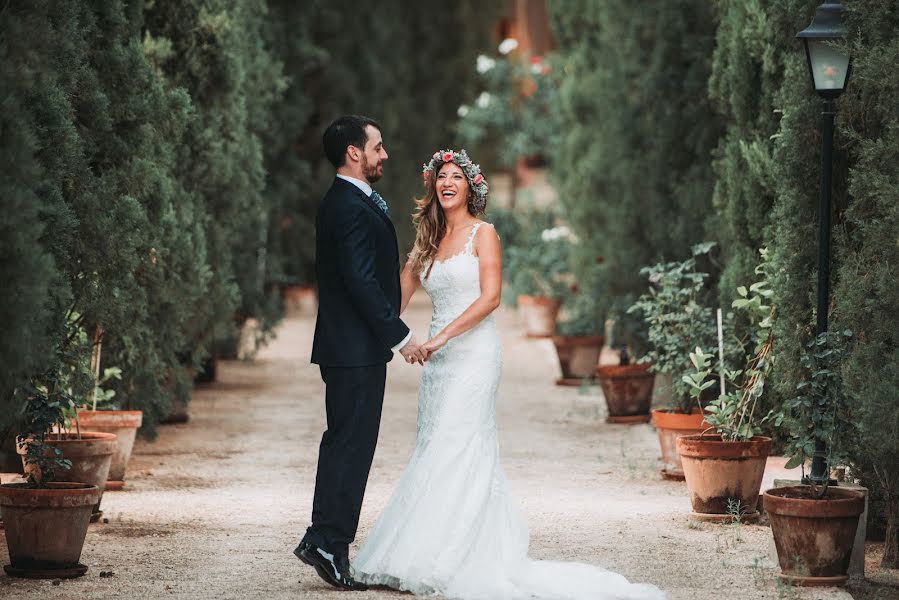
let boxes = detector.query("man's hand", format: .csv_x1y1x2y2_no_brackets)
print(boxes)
399,334,428,365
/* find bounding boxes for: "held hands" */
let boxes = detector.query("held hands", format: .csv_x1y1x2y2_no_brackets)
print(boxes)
399,332,450,365
399,334,428,365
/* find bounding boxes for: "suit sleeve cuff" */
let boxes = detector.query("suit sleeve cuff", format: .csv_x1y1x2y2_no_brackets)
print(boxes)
391,330,413,353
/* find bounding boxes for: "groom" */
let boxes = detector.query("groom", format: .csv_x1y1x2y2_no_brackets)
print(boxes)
295,115,426,591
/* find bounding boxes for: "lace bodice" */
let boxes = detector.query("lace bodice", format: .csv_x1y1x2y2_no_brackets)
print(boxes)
420,222,492,331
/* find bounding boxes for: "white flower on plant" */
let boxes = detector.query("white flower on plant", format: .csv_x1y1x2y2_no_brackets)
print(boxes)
476,92,491,108
541,226,578,243
498,38,519,55
457,104,470,117
476,55,496,73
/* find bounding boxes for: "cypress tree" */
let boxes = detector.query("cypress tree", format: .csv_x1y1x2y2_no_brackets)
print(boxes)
707,0,790,302
143,0,285,363
548,1,721,339
832,0,899,567
0,2,72,438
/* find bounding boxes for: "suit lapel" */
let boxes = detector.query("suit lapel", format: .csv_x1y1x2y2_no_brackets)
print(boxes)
331,178,399,248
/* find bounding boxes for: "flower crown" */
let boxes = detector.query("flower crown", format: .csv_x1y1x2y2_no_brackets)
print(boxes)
422,149,488,214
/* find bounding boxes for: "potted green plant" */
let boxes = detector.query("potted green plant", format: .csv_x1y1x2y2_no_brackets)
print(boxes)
71,326,141,491
0,369,101,579
764,329,865,586
552,269,604,386
677,249,777,521
507,224,574,338
626,243,720,472
14,319,117,522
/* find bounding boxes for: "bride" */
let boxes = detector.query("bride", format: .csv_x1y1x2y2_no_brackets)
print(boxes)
352,149,665,600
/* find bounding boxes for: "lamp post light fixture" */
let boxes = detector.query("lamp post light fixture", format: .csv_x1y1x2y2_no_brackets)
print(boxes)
796,0,851,486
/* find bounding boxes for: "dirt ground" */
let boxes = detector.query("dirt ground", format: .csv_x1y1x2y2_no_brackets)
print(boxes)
1,296,895,599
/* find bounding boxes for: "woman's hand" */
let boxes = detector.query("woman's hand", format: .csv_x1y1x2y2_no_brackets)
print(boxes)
422,332,450,359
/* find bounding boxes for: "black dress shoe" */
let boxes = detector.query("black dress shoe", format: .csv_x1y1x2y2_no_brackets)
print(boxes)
294,542,369,591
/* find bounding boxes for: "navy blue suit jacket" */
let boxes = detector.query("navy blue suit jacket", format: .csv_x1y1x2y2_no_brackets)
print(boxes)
311,178,410,367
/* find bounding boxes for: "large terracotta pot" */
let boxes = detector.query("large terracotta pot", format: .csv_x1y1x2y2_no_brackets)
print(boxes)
517,295,560,338
0,482,100,578
74,411,143,490
764,485,865,586
551,335,603,386
651,409,709,480
17,432,116,519
596,363,654,423
677,434,771,521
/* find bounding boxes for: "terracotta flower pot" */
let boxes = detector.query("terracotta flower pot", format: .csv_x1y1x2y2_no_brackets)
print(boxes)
282,285,317,314
764,485,865,586
651,409,709,480
517,295,560,338
17,432,116,520
676,434,771,521
0,482,100,578
596,363,654,424
74,411,143,490
551,335,603,386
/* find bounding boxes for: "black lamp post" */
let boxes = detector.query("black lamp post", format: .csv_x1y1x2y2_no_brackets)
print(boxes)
796,1,851,486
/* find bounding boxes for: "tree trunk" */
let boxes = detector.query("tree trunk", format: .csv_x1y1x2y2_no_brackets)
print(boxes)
882,490,898,568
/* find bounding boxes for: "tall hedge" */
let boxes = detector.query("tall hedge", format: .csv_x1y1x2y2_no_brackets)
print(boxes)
547,0,721,341
0,2,72,437
144,0,285,361
834,0,899,567
707,0,793,303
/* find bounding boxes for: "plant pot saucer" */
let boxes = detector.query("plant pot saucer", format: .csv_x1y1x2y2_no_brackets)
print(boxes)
688,511,760,524
555,377,597,387
105,480,125,491
660,468,686,481
4,563,88,579
606,414,652,424
89,510,104,523
777,573,849,587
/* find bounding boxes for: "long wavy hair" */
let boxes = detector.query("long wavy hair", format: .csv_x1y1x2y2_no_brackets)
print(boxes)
408,163,476,278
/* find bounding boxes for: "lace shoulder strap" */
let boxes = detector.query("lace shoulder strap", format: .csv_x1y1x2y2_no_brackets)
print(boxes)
464,222,486,255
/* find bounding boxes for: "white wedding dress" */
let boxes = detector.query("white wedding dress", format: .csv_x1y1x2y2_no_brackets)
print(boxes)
353,223,665,600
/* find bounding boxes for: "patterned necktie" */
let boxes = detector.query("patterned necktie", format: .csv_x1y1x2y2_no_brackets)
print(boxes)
370,190,389,216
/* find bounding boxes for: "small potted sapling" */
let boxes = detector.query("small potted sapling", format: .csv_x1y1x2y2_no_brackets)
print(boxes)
0,364,101,578
626,243,721,474
507,224,573,337
14,318,117,522
72,325,142,491
552,265,604,386
677,249,777,522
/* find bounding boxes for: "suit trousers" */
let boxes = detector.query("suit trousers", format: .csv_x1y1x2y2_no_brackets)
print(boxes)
302,363,386,558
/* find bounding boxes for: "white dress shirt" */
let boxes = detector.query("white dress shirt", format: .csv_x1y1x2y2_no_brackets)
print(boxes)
335,174,411,353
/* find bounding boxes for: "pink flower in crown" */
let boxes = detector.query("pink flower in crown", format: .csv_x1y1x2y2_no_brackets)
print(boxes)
473,173,484,185
422,171,430,182
442,151,454,162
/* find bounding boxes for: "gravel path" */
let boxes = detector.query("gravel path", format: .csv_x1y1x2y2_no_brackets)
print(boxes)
0,297,857,599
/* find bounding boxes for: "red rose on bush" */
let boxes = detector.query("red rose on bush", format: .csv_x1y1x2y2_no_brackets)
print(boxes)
442,151,454,162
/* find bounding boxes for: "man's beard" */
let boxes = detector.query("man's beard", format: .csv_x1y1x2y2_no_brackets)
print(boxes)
361,154,383,184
